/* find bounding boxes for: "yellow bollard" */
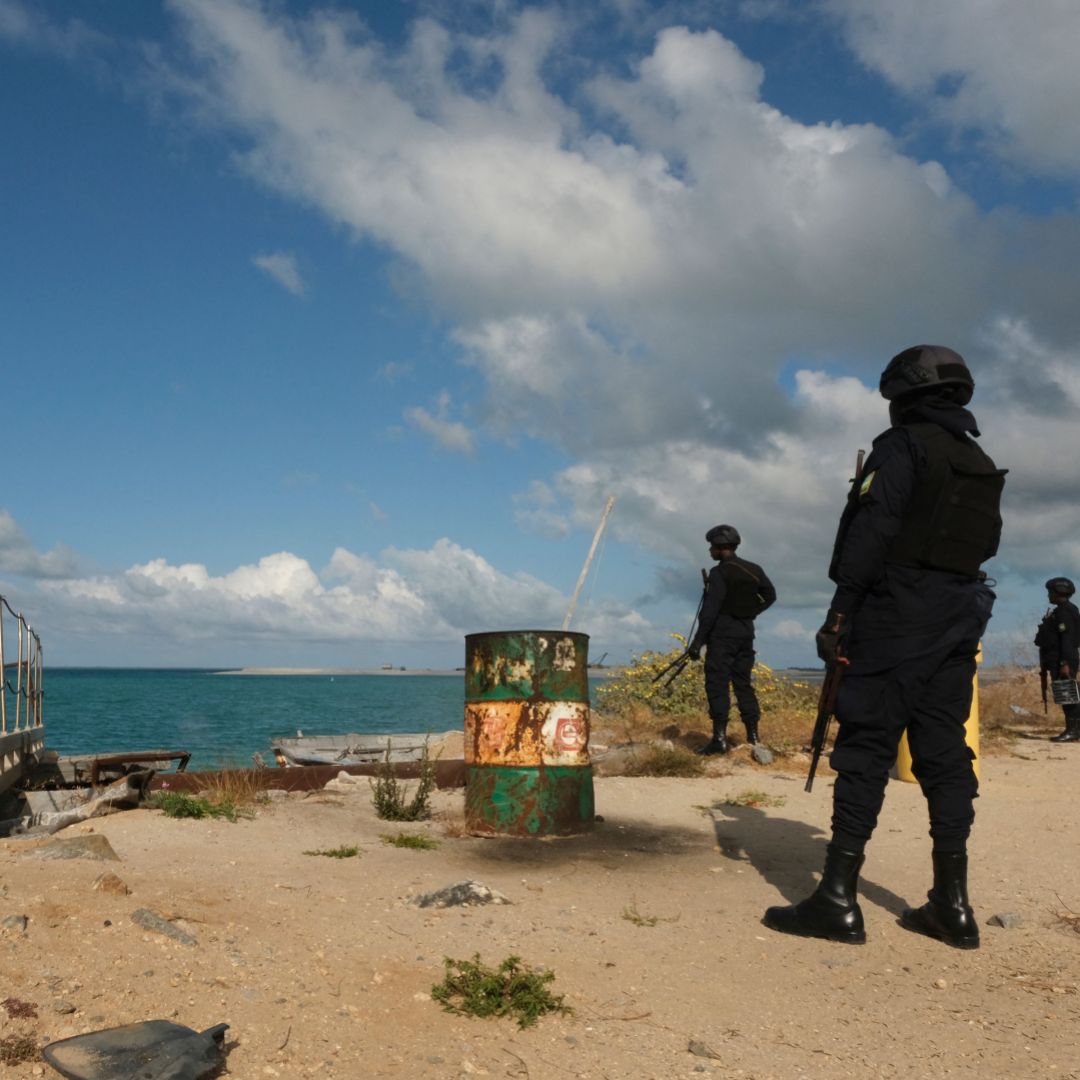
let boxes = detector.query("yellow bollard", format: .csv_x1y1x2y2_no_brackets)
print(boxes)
893,643,981,783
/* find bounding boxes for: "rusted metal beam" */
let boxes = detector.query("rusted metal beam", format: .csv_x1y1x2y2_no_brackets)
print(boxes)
89,750,191,786
147,757,467,794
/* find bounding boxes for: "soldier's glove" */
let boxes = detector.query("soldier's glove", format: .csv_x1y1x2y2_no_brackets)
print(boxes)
1061,663,1072,678
687,645,701,662
815,611,847,665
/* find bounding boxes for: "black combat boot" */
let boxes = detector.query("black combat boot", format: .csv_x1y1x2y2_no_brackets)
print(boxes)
744,719,760,745
1050,709,1080,742
900,851,979,949
696,724,729,756
762,844,866,944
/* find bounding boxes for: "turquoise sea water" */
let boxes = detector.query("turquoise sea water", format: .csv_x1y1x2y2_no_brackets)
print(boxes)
36,668,609,771
38,669,468,771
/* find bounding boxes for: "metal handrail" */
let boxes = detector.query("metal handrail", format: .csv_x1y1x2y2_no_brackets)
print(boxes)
0,595,44,736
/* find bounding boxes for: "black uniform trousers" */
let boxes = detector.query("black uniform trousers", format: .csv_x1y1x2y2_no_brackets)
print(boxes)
1060,702,1080,726
828,572,992,855
704,637,759,734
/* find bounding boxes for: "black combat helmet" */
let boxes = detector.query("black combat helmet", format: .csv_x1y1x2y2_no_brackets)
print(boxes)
879,345,974,406
1046,576,1076,598
706,524,741,548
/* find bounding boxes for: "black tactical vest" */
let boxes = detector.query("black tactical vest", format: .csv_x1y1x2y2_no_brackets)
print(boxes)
718,557,766,618
885,423,1006,576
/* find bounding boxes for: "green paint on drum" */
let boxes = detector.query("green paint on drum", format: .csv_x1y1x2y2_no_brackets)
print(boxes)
465,630,590,703
464,630,594,837
465,765,594,837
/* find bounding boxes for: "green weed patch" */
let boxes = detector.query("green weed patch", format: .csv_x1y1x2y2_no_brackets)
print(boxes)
432,955,571,1029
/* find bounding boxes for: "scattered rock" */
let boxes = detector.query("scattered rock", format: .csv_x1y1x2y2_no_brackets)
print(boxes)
751,744,774,765
933,978,947,990
1,914,28,933
262,789,289,802
989,912,1024,929
92,872,130,896
1009,704,1031,716
52,1001,77,1015
324,773,366,791
409,880,511,908
688,1039,722,1060
130,908,198,946
18,834,120,862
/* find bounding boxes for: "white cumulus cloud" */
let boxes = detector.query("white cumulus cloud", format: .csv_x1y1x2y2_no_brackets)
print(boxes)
33,533,650,656
824,0,1080,176
252,251,305,295
11,1,1080,661
404,391,476,455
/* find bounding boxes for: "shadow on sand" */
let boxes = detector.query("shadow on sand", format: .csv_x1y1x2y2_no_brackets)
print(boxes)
457,799,910,917
462,816,713,870
708,802,910,917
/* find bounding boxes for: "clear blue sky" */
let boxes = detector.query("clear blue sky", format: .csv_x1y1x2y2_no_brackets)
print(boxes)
2,0,1078,668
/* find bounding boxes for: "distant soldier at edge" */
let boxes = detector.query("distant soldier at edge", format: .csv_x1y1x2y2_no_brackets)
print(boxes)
764,345,1005,949
1036,577,1080,743
688,525,776,753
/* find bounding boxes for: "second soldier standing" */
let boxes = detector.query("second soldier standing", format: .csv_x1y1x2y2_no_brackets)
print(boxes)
1036,577,1080,743
688,525,776,753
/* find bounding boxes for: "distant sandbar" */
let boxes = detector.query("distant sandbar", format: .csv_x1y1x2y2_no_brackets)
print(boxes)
216,667,463,677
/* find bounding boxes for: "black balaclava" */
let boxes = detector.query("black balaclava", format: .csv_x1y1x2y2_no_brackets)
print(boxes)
890,388,980,438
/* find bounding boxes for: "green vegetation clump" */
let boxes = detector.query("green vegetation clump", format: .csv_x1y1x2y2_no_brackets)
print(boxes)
431,955,571,1029
380,832,439,850
621,899,679,927
597,635,815,717
720,790,787,809
370,740,436,821
622,745,704,778
0,1034,38,1065
303,845,361,859
150,791,253,823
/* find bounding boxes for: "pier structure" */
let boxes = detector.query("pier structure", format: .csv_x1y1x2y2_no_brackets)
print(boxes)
0,596,44,795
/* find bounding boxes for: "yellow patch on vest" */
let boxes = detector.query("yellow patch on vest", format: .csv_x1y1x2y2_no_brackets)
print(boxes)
858,470,877,497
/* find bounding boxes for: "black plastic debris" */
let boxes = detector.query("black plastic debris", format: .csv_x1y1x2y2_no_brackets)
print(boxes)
42,1020,228,1080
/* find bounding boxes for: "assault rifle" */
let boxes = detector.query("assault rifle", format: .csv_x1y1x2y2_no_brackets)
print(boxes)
652,569,710,692
805,657,845,793
1040,667,1049,714
805,447,865,793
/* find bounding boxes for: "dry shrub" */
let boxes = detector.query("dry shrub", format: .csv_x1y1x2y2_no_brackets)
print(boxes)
371,741,436,821
597,636,817,720
199,768,270,808
596,654,1034,776
622,745,705,778
979,665,1061,748
1,997,37,1019
595,639,817,763
436,811,471,838
0,1035,37,1065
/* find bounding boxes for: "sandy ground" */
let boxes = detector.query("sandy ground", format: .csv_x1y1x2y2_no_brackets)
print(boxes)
2,740,1078,1080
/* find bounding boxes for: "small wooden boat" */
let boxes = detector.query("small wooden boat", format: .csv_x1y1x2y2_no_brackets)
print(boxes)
271,732,432,768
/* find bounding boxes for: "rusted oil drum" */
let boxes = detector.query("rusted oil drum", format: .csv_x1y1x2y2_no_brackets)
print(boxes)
464,630,594,837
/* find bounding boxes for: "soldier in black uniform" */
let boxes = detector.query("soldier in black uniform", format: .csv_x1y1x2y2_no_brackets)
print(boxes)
763,345,1005,949
687,525,776,753
1036,577,1080,743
